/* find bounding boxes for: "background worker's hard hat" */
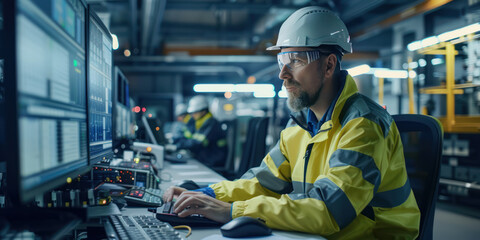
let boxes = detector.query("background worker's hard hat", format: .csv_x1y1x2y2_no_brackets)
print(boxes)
175,103,188,117
187,95,209,113
266,6,352,54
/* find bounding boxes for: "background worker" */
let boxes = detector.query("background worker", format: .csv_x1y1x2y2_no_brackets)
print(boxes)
174,95,227,167
169,103,195,146
164,6,420,239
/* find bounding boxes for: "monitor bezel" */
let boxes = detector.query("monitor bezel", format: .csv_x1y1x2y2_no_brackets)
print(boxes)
3,0,91,205
86,6,114,165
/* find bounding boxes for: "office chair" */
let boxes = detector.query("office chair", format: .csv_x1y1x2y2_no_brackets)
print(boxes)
248,117,269,169
212,119,237,179
393,114,443,240
236,117,261,178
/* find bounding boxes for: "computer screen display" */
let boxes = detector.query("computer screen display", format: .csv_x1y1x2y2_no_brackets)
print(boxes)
113,66,134,141
87,10,113,164
4,0,89,203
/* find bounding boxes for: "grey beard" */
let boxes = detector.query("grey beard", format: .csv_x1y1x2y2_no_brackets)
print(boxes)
287,91,310,112
286,85,323,112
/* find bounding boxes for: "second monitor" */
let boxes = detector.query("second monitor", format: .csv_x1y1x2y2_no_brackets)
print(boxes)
87,8,113,164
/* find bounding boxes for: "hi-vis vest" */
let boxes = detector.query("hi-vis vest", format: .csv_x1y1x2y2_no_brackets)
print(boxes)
176,112,227,167
211,75,420,239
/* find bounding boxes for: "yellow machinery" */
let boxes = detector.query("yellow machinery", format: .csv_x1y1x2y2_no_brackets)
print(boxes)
416,39,480,133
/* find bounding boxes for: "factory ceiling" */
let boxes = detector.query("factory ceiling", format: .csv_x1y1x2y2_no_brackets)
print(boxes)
87,0,471,86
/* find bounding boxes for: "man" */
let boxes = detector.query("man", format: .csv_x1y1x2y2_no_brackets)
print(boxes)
163,6,420,239
174,95,227,167
170,103,195,145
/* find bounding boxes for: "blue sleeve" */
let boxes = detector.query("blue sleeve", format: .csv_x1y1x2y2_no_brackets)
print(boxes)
192,187,216,198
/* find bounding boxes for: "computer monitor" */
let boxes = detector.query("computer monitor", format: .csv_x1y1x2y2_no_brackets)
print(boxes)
141,115,158,145
141,115,169,146
2,0,90,204
87,8,113,164
113,66,134,141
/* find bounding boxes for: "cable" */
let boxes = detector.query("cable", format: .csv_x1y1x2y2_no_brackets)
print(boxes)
173,225,192,238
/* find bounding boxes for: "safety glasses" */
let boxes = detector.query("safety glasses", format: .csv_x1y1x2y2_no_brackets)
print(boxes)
277,50,330,71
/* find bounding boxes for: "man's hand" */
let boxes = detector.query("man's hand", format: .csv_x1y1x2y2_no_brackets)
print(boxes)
162,186,187,203
174,191,232,224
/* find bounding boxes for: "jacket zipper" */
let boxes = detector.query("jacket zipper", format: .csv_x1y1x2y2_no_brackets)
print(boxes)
303,144,314,193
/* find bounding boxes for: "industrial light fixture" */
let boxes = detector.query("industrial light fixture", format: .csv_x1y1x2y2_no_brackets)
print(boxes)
193,84,235,92
374,70,407,79
253,91,276,98
278,86,288,98
438,23,480,41
431,58,444,65
407,22,480,51
193,83,281,99
234,84,273,93
373,70,416,79
111,34,119,50
347,64,371,77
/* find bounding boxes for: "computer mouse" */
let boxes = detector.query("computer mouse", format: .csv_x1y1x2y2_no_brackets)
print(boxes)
177,180,200,190
220,216,272,238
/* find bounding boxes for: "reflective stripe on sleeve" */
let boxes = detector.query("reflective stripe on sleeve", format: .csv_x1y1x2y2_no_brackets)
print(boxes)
308,178,357,229
240,162,293,194
288,178,357,229
217,139,227,147
370,178,412,208
329,149,381,193
268,142,288,168
183,131,192,138
192,133,206,142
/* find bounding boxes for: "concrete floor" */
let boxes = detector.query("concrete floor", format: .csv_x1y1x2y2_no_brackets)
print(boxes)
433,201,480,240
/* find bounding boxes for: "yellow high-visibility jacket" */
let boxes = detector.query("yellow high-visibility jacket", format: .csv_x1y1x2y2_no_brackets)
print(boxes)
210,74,420,239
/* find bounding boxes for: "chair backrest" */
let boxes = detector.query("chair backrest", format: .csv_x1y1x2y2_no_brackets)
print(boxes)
236,117,261,178
210,120,238,179
393,114,443,240
248,117,269,169
222,119,237,176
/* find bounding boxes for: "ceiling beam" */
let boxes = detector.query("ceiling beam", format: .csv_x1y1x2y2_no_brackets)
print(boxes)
164,2,300,13
119,65,246,79
341,0,385,22
114,55,275,63
147,0,166,55
343,51,380,61
163,48,256,56
129,0,138,51
351,0,454,40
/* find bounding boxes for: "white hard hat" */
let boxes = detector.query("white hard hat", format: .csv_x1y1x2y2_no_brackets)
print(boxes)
175,103,188,117
266,6,352,54
187,95,209,113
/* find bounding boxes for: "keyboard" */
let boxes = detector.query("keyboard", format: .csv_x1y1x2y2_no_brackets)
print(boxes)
124,187,163,207
155,201,223,227
105,215,183,240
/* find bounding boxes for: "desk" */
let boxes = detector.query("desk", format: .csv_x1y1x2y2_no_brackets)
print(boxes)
129,158,322,240
159,158,226,189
